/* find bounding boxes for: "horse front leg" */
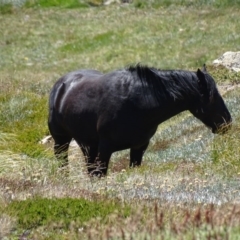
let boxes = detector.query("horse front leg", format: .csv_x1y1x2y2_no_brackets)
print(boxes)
81,144,98,175
130,142,149,168
90,140,113,177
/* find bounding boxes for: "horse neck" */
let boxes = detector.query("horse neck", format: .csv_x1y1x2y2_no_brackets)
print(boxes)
151,97,190,124
132,68,200,124
152,70,200,119
147,85,198,124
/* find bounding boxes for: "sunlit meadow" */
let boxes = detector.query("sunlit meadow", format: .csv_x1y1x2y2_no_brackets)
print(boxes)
1,0,240,239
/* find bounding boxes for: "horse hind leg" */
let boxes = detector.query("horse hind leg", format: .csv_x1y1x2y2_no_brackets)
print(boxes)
53,135,72,170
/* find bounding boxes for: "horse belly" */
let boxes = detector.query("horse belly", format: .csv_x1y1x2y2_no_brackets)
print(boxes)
98,118,158,151
64,113,98,145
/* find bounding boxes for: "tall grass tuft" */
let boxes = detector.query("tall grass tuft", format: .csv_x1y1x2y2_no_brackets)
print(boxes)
0,214,15,239
0,92,49,157
211,122,240,177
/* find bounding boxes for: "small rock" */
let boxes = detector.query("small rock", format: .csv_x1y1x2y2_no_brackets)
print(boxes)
213,51,240,72
39,135,52,144
104,0,120,5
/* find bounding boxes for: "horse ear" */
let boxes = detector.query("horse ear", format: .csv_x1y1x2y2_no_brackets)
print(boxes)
201,64,207,72
197,68,208,97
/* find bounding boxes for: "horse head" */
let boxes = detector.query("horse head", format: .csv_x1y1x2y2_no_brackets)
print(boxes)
190,66,232,133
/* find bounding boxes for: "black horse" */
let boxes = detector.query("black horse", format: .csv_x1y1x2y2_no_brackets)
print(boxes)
48,65,231,176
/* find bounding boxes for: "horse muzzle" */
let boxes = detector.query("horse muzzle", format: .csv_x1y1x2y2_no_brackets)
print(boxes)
212,121,232,134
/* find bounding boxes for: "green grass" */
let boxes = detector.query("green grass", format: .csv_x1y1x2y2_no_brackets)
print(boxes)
1,2,240,72
0,91,48,156
0,1,238,157
2,0,240,10
211,121,240,177
25,0,88,8
0,1,240,239
4,197,130,229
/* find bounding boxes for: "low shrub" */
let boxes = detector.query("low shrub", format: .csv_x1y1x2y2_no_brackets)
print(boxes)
5,197,131,230
25,0,89,8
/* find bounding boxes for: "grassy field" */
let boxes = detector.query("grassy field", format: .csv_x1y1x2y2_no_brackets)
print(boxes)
1,0,240,239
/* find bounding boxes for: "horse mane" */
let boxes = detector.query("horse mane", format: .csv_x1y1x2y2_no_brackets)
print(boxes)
127,64,216,102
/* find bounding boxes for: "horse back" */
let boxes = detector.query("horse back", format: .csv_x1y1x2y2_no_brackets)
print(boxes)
49,69,103,112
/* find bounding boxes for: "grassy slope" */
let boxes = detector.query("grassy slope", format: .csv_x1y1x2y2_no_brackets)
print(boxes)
0,1,240,239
